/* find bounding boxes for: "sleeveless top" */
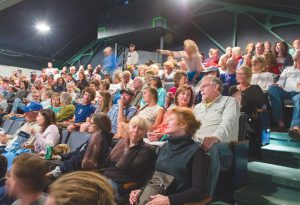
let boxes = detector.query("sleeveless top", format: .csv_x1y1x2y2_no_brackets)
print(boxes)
137,104,162,125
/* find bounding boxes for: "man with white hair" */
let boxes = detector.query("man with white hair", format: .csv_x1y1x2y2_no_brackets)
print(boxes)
268,49,300,140
193,76,240,195
103,47,117,76
131,77,144,108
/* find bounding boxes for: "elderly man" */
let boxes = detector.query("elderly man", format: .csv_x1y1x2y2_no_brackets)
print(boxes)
131,77,144,108
255,42,265,57
268,49,300,140
193,76,240,194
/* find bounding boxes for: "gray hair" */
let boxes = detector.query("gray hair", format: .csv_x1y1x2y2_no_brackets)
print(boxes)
201,76,223,93
134,77,145,85
60,92,72,105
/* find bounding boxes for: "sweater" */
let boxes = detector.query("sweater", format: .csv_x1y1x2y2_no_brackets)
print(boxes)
56,104,75,122
155,136,210,205
104,139,156,184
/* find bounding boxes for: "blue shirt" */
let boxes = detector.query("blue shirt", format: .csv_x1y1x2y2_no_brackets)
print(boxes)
74,103,96,123
220,73,237,96
103,54,117,76
107,104,137,134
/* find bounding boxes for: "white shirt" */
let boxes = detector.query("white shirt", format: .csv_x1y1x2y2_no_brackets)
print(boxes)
126,51,139,66
193,96,240,143
277,66,300,92
251,72,275,91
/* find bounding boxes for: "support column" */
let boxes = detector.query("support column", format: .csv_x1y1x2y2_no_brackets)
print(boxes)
159,35,164,64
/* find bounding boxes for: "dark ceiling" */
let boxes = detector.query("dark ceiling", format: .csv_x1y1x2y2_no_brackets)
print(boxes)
0,0,299,68
0,0,128,64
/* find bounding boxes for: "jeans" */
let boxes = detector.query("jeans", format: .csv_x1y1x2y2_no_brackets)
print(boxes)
107,179,127,198
11,98,26,113
207,143,233,196
268,86,300,127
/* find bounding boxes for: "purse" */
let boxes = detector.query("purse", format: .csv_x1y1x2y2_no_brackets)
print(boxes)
138,170,175,205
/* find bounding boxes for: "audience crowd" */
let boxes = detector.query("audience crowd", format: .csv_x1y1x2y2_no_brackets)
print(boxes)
0,38,299,205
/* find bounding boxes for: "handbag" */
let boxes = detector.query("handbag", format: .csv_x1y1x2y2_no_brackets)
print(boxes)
138,170,174,205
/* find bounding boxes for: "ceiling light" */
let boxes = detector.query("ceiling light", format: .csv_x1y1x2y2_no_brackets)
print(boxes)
35,22,50,33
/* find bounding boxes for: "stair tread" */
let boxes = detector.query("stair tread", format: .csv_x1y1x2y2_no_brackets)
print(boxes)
234,185,300,205
270,132,291,140
261,144,300,155
248,162,300,189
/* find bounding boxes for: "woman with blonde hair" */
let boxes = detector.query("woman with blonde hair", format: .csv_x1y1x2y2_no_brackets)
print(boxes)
229,66,265,158
251,56,275,91
104,116,156,199
45,171,115,205
157,39,204,83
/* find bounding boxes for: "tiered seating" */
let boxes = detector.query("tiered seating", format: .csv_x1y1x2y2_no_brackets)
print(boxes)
234,131,300,205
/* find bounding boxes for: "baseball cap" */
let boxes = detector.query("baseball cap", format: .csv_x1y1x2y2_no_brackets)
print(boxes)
22,101,43,113
120,88,134,96
202,66,219,73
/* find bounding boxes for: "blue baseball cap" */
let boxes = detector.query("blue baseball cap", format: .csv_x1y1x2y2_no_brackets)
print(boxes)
22,101,43,113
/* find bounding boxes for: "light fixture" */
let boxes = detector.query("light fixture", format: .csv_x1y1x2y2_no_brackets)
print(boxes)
35,22,50,33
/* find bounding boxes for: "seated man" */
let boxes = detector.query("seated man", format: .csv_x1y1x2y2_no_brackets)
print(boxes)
7,153,48,205
268,49,300,140
107,88,137,135
193,76,240,195
3,91,43,121
0,111,40,153
65,87,96,131
5,90,41,117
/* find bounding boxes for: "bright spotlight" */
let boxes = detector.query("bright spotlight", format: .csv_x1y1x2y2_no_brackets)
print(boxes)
35,22,50,33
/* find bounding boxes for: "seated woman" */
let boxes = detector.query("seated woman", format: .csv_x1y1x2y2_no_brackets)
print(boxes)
229,66,265,157
130,107,209,205
49,93,62,114
45,171,115,205
52,77,66,93
28,109,60,154
251,56,275,91
137,87,165,130
103,116,157,197
168,70,188,96
79,91,112,132
47,112,113,178
147,85,195,142
56,92,75,122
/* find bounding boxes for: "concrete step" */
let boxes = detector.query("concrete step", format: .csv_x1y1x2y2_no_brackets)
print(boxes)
261,144,300,168
247,161,300,190
234,185,300,205
269,132,300,148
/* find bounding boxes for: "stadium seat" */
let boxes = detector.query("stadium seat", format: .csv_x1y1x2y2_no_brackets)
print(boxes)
66,131,91,152
59,128,70,144
163,82,175,92
1,120,14,134
8,120,24,135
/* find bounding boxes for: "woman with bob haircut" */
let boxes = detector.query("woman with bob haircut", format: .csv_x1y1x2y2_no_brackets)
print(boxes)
130,107,210,205
104,116,157,198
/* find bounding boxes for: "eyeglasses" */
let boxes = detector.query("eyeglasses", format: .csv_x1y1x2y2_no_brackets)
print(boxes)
200,84,215,89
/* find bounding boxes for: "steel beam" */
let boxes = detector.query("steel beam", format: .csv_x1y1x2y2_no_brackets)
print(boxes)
191,20,225,52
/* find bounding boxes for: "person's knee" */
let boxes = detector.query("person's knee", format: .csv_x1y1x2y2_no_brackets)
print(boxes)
268,85,280,96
